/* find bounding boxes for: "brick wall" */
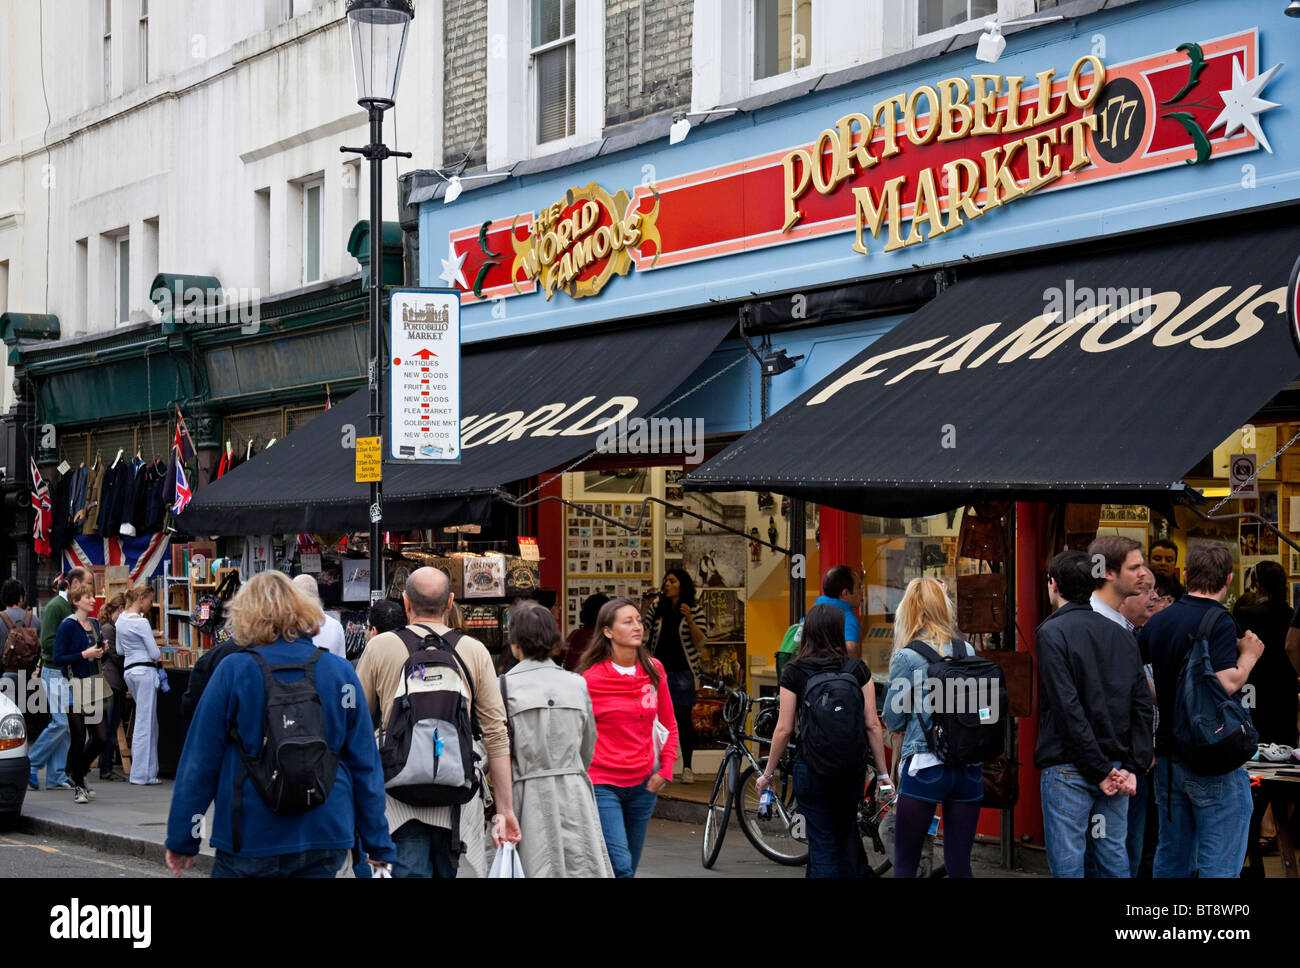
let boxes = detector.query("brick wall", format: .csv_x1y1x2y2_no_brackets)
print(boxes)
603,0,692,129
443,0,488,168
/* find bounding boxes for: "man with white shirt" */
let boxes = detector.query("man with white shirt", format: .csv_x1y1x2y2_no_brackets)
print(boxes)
1088,535,1145,632
293,574,346,659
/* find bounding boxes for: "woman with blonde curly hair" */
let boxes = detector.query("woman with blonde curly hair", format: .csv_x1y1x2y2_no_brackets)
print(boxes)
163,571,396,878
882,576,982,878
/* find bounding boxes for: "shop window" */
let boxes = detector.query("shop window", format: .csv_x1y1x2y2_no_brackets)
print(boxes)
917,0,998,35
753,0,814,80
531,0,576,144
582,468,651,495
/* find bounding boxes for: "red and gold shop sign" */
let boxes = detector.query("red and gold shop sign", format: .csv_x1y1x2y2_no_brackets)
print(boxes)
445,29,1275,304
511,182,661,300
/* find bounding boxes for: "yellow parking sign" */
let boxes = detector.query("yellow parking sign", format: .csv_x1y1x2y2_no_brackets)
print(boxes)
356,436,382,482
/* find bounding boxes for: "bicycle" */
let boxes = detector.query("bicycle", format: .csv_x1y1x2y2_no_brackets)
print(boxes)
699,677,893,875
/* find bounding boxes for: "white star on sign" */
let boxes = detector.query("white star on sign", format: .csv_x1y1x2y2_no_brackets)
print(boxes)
438,239,468,289
1208,56,1283,154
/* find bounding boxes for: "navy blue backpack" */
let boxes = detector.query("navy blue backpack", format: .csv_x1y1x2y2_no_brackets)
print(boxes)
1172,610,1257,776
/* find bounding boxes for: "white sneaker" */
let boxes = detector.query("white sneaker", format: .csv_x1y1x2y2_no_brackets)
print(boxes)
682,767,695,784
73,786,90,805
1259,743,1294,763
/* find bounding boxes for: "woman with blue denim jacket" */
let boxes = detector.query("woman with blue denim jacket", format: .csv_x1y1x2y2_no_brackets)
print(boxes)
883,577,982,877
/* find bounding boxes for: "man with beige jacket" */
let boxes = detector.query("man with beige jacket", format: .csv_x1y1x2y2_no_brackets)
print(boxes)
356,566,519,878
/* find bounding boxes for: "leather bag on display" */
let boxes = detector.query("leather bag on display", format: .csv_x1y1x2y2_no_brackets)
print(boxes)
957,502,1010,562
957,570,1007,635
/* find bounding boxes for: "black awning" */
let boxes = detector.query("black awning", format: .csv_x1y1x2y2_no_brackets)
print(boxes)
180,314,735,533
685,221,1300,517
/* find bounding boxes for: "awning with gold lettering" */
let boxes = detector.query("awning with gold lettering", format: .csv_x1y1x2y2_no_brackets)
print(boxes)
685,217,1300,517
180,313,735,534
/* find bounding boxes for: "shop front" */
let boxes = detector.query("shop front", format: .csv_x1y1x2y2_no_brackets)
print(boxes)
392,0,1300,860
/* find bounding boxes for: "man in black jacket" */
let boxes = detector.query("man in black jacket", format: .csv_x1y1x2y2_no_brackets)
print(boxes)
1036,550,1154,877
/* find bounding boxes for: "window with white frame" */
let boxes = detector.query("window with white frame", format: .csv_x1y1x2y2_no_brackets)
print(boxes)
103,0,113,99
138,0,149,86
753,0,813,80
531,0,576,145
302,179,323,285
917,0,999,37
115,235,130,325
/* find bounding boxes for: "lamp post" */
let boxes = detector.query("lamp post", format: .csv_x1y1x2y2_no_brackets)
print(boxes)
342,0,414,601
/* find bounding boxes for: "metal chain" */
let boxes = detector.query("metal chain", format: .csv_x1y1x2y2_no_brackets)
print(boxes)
513,351,749,503
1207,427,1300,515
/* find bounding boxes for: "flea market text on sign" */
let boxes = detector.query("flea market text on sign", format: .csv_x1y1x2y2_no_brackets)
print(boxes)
388,288,462,464
356,436,381,483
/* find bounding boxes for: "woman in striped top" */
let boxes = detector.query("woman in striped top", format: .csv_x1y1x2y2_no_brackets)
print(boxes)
642,568,706,783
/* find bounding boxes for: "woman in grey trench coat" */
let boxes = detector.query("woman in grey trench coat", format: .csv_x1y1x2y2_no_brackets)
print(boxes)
501,602,614,878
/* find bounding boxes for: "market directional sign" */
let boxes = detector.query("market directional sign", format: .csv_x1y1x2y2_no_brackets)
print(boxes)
388,288,461,464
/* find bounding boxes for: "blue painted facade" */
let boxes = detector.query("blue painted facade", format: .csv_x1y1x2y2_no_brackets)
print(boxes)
418,0,1300,436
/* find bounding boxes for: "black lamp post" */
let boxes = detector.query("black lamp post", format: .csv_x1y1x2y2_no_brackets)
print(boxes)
341,0,414,601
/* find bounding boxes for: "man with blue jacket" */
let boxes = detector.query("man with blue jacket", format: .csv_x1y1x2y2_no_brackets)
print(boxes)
164,571,395,877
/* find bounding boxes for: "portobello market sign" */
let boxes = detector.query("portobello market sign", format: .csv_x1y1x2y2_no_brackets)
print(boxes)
444,30,1277,305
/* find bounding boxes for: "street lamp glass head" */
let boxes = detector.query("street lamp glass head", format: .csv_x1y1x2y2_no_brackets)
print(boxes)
976,21,1006,64
443,176,464,205
1288,1,1300,17
346,0,415,106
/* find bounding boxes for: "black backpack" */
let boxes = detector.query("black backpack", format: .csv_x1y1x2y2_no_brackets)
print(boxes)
797,658,870,775
378,626,480,808
905,640,1006,766
1171,610,1258,776
229,649,340,851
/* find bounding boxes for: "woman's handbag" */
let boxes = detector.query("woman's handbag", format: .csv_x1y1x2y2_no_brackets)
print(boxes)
956,569,1007,635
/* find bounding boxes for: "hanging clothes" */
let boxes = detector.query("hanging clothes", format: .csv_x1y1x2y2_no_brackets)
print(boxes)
99,458,130,537
118,458,146,536
67,463,88,529
144,459,168,533
82,460,105,535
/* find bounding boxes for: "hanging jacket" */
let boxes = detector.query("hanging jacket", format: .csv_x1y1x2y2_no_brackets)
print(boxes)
100,459,131,537
82,461,105,535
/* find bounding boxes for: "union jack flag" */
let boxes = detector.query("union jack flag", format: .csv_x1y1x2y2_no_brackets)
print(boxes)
63,532,171,583
30,458,52,557
172,461,192,515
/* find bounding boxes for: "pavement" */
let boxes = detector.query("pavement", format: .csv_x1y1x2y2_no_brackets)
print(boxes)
16,773,1048,877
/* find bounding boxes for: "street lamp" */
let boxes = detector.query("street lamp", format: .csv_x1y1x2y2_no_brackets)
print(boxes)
341,0,414,601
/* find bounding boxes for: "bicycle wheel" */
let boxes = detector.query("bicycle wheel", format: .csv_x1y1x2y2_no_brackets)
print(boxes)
701,758,733,869
737,760,808,866
859,798,893,877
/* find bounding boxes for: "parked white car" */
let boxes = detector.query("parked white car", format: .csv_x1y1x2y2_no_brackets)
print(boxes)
0,681,29,830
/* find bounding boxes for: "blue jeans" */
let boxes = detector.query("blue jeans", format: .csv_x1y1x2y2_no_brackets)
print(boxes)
352,833,371,878
211,848,347,878
792,760,867,878
1153,758,1251,878
1041,763,1129,878
594,781,658,878
27,669,70,787
391,820,458,879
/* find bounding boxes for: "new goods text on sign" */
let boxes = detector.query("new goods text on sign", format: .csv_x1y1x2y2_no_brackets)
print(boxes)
388,289,462,463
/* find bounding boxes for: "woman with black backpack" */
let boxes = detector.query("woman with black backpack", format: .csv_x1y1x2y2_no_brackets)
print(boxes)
757,602,886,877
883,577,983,878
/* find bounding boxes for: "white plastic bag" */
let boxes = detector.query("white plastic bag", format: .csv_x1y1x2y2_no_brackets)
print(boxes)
488,842,526,879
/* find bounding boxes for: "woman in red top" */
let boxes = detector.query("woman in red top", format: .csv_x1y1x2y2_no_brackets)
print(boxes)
578,598,678,877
